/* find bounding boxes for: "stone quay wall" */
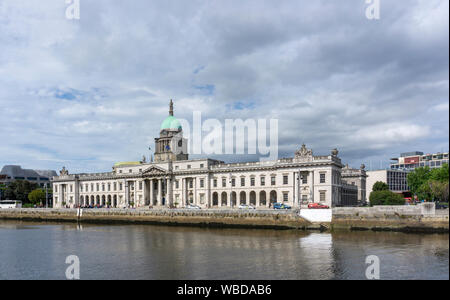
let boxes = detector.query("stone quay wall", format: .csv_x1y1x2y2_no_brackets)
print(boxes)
0,208,314,230
0,204,448,233
332,204,448,233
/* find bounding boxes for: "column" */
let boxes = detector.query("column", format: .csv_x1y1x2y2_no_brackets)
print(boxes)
193,177,197,205
74,179,80,208
298,171,302,206
59,184,63,208
185,178,189,205
181,178,185,206
143,180,147,206
150,179,154,206
256,191,260,208
157,179,162,206
309,171,314,203
207,174,211,208
135,180,139,207
168,177,173,207
266,191,270,208
292,172,296,207
125,181,129,207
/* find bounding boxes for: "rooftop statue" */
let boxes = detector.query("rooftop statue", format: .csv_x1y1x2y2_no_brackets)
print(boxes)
59,166,69,176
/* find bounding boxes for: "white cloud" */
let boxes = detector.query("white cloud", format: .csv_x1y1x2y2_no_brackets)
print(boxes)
0,0,448,172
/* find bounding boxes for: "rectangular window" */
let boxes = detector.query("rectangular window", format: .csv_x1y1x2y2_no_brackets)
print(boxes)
189,180,193,189
139,182,143,190
320,173,326,184
187,165,191,169
241,177,245,187
302,194,308,203
86,184,89,192
283,175,288,185
200,193,205,204
271,176,276,186
213,179,217,188
222,178,226,187
250,177,255,186
200,179,204,188
70,185,73,193
80,185,83,192
320,191,326,202
200,164,204,168
283,193,289,202
96,183,99,191
129,169,132,173
232,178,236,187
119,183,123,191
261,177,265,186
175,180,179,189
102,184,105,191
114,183,117,191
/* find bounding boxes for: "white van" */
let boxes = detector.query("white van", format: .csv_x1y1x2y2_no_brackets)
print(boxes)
0,200,22,209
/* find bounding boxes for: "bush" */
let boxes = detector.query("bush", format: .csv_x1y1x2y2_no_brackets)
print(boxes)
28,189,46,205
372,181,389,191
369,190,405,206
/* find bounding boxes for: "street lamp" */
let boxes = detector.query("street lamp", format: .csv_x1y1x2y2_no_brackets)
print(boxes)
44,183,48,208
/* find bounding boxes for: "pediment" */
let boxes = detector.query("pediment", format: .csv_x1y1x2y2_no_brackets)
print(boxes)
142,166,167,176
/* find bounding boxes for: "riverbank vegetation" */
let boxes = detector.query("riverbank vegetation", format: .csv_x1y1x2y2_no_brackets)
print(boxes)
2,180,52,206
407,164,449,202
369,183,405,206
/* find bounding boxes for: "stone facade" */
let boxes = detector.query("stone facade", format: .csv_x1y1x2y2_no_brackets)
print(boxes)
341,164,367,205
52,101,361,209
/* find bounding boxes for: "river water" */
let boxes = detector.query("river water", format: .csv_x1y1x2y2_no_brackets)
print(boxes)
0,221,448,280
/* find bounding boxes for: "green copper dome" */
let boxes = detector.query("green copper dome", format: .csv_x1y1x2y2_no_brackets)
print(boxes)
160,115,182,130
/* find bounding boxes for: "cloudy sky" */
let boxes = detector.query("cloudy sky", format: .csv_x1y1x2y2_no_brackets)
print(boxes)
0,0,448,173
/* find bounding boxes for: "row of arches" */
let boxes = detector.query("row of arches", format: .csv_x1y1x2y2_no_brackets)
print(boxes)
79,195,119,207
211,190,277,207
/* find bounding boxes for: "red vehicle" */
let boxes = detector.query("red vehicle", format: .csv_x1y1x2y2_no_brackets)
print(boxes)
308,203,329,209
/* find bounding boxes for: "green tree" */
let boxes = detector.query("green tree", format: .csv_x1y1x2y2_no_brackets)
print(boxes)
372,181,389,191
427,180,449,202
3,180,39,203
429,163,449,182
369,190,405,206
28,189,46,205
407,163,449,202
407,166,431,196
416,182,432,201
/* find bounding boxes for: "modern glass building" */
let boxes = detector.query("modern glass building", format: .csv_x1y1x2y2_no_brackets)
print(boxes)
390,151,449,170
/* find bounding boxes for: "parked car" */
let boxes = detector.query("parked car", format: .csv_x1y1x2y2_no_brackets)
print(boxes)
238,204,256,210
435,202,449,209
308,203,330,209
273,203,291,210
186,204,201,209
